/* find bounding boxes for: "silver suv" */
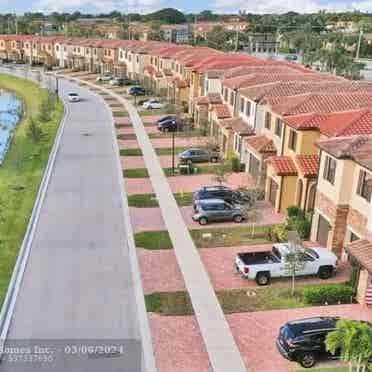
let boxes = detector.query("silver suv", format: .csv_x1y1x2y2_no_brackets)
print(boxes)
192,199,245,225
179,147,219,164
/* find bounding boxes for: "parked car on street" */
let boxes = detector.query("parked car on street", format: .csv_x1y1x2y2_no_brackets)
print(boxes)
96,73,113,82
142,99,165,109
110,77,131,86
128,86,146,96
179,147,219,164
67,92,80,102
276,316,340,368
235,244,338,285
192,199,245,225
192,186,250,210
157,117,182,132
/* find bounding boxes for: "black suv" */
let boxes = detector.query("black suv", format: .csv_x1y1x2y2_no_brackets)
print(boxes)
276,317,339,368
192,186,249,210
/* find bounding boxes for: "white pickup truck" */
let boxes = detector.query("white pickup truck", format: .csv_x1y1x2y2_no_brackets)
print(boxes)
235,243,338,286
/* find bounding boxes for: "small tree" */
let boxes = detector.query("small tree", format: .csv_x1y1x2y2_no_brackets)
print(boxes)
326,319,372,372
26,116,43,143
284,231,307,296
38,93,55,122
212,161,231,185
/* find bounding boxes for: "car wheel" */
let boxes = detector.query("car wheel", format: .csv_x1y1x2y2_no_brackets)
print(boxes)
211,157,218,163
255,272,270,286
233,215,243,223
199,217,208,225
318,266,333,279
299,352,316,368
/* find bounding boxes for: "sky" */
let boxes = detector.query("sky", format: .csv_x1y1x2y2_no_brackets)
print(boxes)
1,0,372,15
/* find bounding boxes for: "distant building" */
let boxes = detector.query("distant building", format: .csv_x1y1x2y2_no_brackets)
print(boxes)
193,21,250,39
243,34,279,54
160,24,191,44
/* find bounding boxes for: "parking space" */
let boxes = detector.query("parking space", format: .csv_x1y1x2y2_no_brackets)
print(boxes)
149,314,211,372
228,304,372,372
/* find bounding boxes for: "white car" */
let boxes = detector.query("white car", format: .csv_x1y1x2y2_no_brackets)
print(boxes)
96,73,112,82
235,243,338,285
67,93,80,102
142,99,164,110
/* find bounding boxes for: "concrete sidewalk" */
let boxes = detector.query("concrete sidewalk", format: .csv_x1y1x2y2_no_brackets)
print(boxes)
95,84,247,372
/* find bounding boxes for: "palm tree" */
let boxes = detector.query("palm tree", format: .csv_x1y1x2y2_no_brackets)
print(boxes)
326,319,372,372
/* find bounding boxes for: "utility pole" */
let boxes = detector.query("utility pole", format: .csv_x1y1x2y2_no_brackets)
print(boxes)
14,13,18,35
235,19,239,52
193,15,197,45
356,28,363,60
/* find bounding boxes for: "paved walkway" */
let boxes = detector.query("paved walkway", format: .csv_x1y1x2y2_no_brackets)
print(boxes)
0,76,153,371
93,83,247,371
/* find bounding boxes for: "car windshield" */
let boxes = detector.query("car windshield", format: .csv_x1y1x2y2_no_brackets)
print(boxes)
305,248,319,259
69,93,77,96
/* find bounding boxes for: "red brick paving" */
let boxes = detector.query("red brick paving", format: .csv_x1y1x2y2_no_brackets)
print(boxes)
227,304,372,372
121,155,173,169
168,172,255,193
129,202,284,233
137,248,186,294
118,139,138,149
115,117,131,126
181,202,285,229
199,244,350,290
150,136,208,148
121,156,145,169
125,178,153,195
149,314,211,372
116,126,159,135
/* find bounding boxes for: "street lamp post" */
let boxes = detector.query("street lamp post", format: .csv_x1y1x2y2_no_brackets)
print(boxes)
55,75,59,96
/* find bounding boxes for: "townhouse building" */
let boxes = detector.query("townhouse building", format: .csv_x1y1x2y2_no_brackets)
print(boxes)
310,135,372,306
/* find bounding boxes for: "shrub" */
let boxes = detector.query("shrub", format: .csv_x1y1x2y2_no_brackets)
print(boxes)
303,284,353,305
230,155,241,172
287,206,303,218
272,224,288,242
26,116,43,143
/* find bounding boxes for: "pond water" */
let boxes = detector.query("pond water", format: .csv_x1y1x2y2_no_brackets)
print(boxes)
0,89,22,165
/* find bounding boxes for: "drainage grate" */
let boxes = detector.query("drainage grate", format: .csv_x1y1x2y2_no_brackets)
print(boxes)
82,132,92,137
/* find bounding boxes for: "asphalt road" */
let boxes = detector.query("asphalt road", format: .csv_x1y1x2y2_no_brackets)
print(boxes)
0,78,143,371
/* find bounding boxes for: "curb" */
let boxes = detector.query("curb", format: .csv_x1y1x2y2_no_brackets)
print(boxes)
0,70,70,356
68,75,157,372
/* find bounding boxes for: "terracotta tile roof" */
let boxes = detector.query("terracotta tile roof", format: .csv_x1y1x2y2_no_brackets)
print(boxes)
213,104,231,119
346,239,372,273
223,65,303,79
317,135,372,171
222,72,340,90
240,81,372,102
285,109,372,137
208,93,222,104
269,92,372,116
294,155,319,178
220,118,255,136
266,156,298,176
196,96,209,105
244,135,277,153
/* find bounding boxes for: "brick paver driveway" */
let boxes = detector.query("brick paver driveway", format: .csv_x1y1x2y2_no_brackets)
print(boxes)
228,304,372,372
118,136,209,149
182,202,285,229
200,244,350,290
121,155,175,169
137,248,186,294
149,314,211,372
168,172,255,193
129,202,284,232
125,172,254,195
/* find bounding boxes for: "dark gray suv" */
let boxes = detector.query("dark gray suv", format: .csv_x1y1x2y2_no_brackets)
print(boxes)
179,148,219,164
192,199,245,225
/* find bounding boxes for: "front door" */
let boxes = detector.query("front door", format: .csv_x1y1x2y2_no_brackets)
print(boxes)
316,214,331,247
269,178,278,207
249,154,260,179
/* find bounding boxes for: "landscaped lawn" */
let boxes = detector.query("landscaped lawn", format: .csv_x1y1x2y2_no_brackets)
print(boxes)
0,74,63,306
145,283,351,315
134,224,272,250
113,110,129,117
117,133,137,140
127,192,193,207
296,367,347,372
123,168,149,178
120,148,143,156
155,147,189,156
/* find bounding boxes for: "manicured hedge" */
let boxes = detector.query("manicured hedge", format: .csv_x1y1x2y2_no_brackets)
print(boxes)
303,284,353,305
